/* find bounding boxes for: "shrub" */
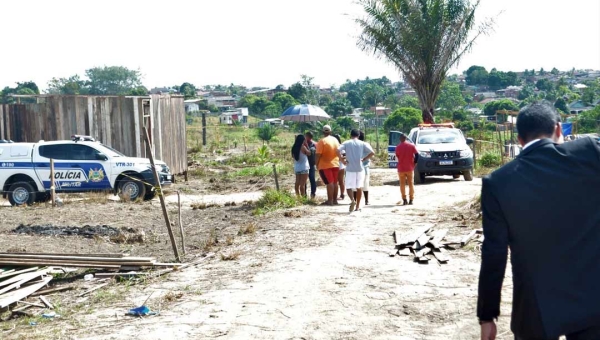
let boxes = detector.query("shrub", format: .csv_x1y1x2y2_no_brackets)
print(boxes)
478,152,501,168
253,189,299,215
458,120,474,132
257,124,278,144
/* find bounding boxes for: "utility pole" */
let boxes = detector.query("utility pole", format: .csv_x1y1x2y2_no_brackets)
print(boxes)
202,112,207,146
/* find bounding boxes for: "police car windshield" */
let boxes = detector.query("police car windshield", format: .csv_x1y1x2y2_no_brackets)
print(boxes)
417,130,462,144
99,144,126,157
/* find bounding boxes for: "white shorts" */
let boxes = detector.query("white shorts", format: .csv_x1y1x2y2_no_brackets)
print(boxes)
345,170,365,190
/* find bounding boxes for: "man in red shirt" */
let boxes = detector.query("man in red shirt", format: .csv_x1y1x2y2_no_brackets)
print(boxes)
395,133,418,205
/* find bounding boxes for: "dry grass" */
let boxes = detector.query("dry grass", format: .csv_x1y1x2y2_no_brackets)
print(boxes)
220,250,242,261
238,223,257,236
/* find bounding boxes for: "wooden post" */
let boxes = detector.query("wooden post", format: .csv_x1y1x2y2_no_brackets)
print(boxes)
177,191,186,255
497,130,504,165
143,128,181,262
473,140,477,169
202,112,207,146
272,164,280,191
50,159,56,207
375,119,380,154
184,171,189,182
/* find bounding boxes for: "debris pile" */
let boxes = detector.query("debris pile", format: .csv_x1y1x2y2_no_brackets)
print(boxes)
390,225,483,264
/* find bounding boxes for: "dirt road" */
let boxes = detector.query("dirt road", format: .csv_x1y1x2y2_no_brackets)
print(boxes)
5,171,515,340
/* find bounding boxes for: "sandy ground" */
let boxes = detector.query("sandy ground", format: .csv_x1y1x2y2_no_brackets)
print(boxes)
1,170,516,340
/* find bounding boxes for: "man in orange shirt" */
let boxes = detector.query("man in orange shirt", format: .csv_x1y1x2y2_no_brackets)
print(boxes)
395,133,418,205
316,125,340,206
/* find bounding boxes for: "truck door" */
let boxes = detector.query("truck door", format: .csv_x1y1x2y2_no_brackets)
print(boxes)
35,144,112,192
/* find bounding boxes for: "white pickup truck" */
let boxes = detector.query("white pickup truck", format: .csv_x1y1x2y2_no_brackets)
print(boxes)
0,136,172,206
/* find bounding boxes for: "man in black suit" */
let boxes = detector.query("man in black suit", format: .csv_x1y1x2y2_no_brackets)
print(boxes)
478,101,600,340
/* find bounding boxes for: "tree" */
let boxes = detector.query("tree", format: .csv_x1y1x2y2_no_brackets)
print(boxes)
16,81,40,94
357,0,489,123
436,82,466,111
263,102,283,117
179,82,197,99
362,83,385,108
257,124,278,144
465,66,489,86
250,97,271,115
0,81,41,103
287,82,306,102
483,99,519,116
272,92,299,111
551,67,560,75
346,90,362,108
536,78,554,92
326,98,353,118
336,116,358,131
539,68,546,76
85,66,144,95
129,86,148,96
518,85,535,101
47,75,87,95
582,87,596,105
238,95,259,110
300,74,319,105
458,120,474,131
577,106,600,133
554,98,569,113
383,107,423,132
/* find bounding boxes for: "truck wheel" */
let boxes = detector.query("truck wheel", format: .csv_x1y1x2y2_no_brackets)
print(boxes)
414,170,425,185
119,178,146,201
453,174,461,179
463,169,474,181
8,182,37,206
143,189,157,201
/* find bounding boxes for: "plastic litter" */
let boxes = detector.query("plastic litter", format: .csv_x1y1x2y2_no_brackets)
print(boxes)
84,274,94,281
127,305,157,317
42,311,60,318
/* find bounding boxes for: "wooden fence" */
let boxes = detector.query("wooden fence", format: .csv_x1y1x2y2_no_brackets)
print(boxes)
0,95,187,174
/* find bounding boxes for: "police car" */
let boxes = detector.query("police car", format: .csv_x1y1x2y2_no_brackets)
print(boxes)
0,135,172,206
388,123,474,184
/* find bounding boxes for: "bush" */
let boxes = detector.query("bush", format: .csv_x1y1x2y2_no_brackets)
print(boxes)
253,189,299,215
458,120,474,132
478,152,501,168
384,107,423,132
257,124,278,144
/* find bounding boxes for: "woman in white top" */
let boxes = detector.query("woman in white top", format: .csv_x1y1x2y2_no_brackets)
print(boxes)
333,134,346,200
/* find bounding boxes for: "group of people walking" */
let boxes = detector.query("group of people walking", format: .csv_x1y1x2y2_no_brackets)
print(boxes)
291,125,374,212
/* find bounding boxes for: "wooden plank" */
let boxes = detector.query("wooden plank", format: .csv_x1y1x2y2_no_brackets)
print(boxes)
417,256,430,263
461,230,478,247
395,225,432,246
0,269,49,289
0,276,52,308
78,282,110,297
29,285,73,297
39,295,54,309
0,254,154,262
17,300,44,308
0,267,39,280
414,247,431,258
0,261,121,269
133,98,141,157
432,248,450,263
428,229,448,249
398,248,412,256
0,252,129,258
415,234,431,250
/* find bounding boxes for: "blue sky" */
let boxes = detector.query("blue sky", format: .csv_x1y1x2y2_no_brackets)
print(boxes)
1,0,599,90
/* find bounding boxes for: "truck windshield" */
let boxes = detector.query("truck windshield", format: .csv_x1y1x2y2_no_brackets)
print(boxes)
417,130,462,144
100,144,126,157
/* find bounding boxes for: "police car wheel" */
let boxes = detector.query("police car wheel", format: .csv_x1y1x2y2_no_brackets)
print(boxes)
143,189,157,201
119,179,146,201
8,182,37,206
463,169,474,181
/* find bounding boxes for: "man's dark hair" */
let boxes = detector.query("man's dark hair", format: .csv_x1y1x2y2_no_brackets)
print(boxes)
305,131,313,138
350,129,360,137
517,101,561,143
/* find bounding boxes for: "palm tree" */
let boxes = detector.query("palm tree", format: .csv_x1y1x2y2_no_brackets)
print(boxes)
357,0,492,123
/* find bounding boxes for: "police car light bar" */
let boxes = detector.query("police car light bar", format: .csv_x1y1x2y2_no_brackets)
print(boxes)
418,123,455,129
71,135,96,142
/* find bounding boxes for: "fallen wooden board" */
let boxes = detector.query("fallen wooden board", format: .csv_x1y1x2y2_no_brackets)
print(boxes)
17,300,45,308
0,261,122,269
0,252,129,258
432,248,450,263
78,282,110,297
0,254,155,263
415,234,431,250
0,269,49,290
415,247,431,258
30,285,73,297
428,229,448,249
0,267,40,280
395,225,432,246
0,276,52,308
417,255,430,263
461,230,478,247
39,295,54,309
398,248,412,256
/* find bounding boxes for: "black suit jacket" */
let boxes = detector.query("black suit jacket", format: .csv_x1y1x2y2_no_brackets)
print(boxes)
477,138,600,338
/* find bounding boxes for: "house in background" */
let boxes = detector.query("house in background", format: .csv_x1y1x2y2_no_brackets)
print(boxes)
258,118,285,127
569,100,594,114
207,96,237,108
246,87,286,100
496,86,522,99
370,106,392,116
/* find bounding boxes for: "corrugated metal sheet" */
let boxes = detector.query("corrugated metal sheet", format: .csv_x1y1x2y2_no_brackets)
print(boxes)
0,95,187,174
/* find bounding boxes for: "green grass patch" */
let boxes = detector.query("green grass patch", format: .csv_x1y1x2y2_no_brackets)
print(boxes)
227,164,292,178
253,189,312,215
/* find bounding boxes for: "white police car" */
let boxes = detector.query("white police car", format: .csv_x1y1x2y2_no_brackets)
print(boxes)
0,136,172,206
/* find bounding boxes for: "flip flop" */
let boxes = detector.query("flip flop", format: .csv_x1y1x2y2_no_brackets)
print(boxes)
349,200,356,212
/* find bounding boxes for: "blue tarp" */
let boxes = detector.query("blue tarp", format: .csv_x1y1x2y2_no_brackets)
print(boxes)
562,123,573,136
